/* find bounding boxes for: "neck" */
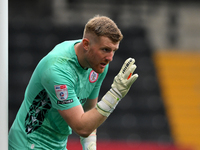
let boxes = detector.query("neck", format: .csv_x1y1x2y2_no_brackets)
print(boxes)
74,42,88,69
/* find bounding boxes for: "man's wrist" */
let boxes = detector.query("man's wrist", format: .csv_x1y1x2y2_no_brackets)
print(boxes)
80,131,96,150
96,89,122,117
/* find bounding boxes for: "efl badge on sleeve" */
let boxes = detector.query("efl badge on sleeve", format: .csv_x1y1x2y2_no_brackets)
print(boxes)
54,85,68,100
89,70,98,83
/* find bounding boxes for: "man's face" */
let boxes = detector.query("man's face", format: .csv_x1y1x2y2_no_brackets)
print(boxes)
85,36,119,74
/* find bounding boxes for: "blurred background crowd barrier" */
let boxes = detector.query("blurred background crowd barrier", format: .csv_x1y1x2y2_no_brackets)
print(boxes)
9,0,200,149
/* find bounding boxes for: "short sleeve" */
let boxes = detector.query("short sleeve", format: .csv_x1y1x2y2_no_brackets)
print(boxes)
41,66,80,110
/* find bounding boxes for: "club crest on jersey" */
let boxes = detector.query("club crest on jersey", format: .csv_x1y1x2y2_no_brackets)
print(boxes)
89,70,98,83
54,85,68,100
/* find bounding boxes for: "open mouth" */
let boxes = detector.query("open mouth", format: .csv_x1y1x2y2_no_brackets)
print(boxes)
100,63,107,68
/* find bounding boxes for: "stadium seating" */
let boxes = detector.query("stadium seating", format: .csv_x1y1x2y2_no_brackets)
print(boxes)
153,51,200,150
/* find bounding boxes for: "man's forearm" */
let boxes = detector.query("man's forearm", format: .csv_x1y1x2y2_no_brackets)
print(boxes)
77,107,107,137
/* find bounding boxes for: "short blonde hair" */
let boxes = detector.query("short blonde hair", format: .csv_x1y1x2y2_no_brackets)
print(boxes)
83,15,123,43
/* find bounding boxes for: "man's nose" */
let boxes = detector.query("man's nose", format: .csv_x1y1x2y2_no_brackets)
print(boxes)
106,51,114,62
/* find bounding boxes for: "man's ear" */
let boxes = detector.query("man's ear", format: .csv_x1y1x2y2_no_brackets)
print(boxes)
82,38,90,51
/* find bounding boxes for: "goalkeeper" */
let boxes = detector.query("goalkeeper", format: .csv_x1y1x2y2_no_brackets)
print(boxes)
8,15,138,150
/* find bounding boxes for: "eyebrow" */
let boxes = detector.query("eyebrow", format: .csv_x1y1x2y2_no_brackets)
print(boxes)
103,45,118,51
102,47,117,53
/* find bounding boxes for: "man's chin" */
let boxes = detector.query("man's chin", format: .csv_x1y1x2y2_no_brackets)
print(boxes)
93,68,105,74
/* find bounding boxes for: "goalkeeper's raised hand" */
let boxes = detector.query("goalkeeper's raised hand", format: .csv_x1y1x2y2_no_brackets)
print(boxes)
111,58,138,98
96,58,138,117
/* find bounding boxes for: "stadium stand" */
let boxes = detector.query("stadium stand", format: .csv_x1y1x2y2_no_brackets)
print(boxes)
9,0,199,149
153,51,200,150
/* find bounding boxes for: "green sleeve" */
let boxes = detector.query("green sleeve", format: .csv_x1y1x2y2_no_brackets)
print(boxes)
41,65,80,110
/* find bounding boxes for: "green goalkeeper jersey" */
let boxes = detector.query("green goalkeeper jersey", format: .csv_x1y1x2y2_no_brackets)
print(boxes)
9,40,108,150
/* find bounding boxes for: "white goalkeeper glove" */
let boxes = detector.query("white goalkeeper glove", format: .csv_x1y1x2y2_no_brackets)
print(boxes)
80,131,96,150
96,58,138,117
